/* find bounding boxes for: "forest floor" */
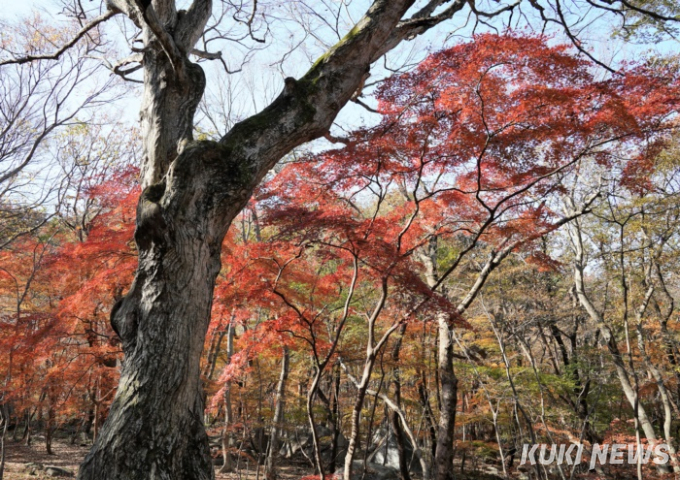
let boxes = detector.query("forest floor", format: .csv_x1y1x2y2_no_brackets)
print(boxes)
2,439,308,479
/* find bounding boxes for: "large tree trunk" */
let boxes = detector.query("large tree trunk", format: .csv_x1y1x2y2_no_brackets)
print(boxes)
78,45,218,479
77,198,223,479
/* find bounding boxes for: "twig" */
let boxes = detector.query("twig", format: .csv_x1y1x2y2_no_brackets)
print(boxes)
0,11,117,66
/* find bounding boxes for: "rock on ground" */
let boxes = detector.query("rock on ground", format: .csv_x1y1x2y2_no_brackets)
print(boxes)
335,461,400,480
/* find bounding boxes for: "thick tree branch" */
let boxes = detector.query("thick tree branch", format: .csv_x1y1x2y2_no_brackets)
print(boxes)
208,1,424,211
204,0,479,227
133,0,185,75
175,0,213,52
113,53,143,76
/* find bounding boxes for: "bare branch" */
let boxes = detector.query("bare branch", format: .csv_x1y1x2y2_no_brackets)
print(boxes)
0,10,117,67
191,48,222,60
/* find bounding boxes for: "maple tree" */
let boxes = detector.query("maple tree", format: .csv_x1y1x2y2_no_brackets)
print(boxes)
191,33,680,480
0,159,138,476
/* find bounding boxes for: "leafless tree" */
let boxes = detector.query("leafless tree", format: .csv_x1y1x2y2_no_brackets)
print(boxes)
0,15,122,249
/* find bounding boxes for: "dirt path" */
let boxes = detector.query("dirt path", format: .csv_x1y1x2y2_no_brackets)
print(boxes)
2,439,309,479
3,440,86,479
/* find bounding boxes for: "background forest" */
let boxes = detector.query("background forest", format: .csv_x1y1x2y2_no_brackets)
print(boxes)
2,2,680,480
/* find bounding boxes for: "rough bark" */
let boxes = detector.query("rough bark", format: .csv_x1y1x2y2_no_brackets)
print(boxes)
80,5,213,474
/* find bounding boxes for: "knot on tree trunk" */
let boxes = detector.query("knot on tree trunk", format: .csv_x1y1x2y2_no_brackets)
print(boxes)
109,293,139,352
135,180,168,250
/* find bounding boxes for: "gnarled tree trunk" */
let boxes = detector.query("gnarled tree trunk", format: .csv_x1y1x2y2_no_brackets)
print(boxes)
77,1,445,478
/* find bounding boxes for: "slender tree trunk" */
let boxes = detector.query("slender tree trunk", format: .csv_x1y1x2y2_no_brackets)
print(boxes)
307,367,327,478
220,321,235,473
23,407,34,446
565,207,668,473
11,412,19,442
0,402,9,480
344,365,372,480
24,417,31,446
92,376,100,444
204,330,226,382
390,324,412,480
45,393,54,455
329,365,341,474
265,347,289,480
548,322,599,444
343,283,401,480
417,374,437,459
434,314,457,480
634,289,680,473
420,238,458,480
92,401,99,445
339,357,429,480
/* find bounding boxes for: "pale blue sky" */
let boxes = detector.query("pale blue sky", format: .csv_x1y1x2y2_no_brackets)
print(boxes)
1,0,677,215
1,1,677,166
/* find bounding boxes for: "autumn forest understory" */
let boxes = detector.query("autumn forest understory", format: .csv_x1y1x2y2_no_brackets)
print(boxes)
3,9,680,480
